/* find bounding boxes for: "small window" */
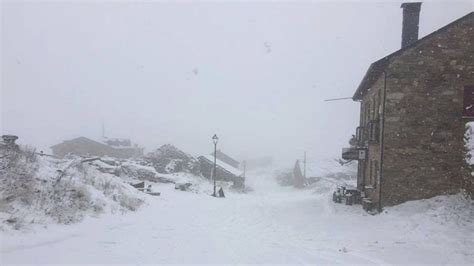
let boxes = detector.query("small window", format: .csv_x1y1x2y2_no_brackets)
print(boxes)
369,120,380,143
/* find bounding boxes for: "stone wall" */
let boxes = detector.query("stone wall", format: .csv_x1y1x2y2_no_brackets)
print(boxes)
359,76,385,206
381,15,474,206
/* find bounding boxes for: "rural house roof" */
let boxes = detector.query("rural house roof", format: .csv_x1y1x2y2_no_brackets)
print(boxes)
50,136,108,149
211,150,240,168
200,155,243,177
51,136,140,150
353,12,474,101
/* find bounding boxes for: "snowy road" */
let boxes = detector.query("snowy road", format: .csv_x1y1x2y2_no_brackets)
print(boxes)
1,172,473,264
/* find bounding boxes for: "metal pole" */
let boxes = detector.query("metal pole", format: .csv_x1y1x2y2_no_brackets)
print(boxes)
304,151,307,179
213,142,217,197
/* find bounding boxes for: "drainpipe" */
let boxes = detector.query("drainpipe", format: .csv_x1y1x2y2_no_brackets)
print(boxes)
379,70,387,212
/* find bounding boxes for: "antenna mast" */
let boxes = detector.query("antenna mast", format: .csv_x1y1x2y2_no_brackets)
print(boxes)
324,97,353,102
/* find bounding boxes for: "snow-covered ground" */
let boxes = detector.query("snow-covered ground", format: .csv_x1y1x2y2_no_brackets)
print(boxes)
1,166,473,264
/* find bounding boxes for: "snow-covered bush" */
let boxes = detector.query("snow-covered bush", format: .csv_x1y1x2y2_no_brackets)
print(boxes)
0,147,144,230
0,146,39,223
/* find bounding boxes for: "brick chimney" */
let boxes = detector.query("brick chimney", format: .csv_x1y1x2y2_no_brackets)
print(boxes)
400,2,422,48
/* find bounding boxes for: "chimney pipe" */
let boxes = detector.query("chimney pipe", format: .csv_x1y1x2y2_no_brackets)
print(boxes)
400,2,422,48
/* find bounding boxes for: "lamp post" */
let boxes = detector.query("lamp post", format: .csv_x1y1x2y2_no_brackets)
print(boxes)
212,134,219,197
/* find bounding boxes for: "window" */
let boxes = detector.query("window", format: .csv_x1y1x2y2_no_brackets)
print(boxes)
368,120,380,143
364,102,370,124
367,159,379,187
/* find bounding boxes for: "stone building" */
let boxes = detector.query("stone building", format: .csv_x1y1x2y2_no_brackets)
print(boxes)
51,137,143,159
342,3,474,211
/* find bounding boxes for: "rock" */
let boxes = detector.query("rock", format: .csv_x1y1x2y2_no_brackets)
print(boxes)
175,182,192,191
6,217,17,224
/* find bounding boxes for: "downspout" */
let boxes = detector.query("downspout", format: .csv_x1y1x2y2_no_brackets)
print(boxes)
379,70,387,212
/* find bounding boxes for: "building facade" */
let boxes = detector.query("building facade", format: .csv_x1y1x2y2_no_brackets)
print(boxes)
343,3,474,210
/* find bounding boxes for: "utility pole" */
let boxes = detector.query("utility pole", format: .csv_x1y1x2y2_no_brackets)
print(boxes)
303,151,307,179
212,134,219,197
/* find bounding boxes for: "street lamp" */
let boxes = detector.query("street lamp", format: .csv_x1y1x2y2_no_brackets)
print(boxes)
212,134,219,197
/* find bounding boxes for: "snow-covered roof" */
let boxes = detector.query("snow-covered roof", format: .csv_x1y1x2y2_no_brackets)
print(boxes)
100,137,134,148
202,155,243,177
212,150,240,168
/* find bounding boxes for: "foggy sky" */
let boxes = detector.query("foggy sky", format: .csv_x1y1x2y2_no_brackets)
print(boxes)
1,0,473,163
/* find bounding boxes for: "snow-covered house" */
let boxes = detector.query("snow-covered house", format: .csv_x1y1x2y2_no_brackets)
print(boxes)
51,136,143,159
198,155,244,188
342,3,474,211
213,150,240,169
